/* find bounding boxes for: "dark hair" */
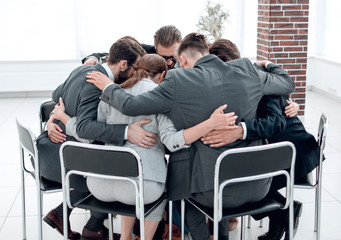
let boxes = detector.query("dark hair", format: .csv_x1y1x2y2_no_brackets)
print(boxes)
120,54,168,88
177,33,209,57
119,36,141,46
154,25,182,48
209,39,241,61
107,39,146,65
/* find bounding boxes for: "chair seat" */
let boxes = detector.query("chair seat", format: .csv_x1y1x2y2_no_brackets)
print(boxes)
294,173,315,188
74,192,167,218
28,171,62,192
187,197,284,220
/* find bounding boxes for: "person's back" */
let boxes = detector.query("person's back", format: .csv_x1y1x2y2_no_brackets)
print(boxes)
52,64,103,132
167,57,264,139
97,78,167,183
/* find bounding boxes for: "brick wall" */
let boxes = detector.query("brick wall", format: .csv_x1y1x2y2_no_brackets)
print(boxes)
257,0,309,115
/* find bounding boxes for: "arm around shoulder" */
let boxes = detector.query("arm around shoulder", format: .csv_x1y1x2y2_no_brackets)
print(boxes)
257,62,295,96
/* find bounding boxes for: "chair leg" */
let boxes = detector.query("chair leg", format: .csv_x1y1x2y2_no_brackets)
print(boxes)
108,213,114,240
169,201,173,240
36,184,43,240
21,167,26,240
213,213,218,240
315,183,322,240
240,216,246,240
63,193,68,240
140,216,145,240
288,199,294,240
181,200,185,240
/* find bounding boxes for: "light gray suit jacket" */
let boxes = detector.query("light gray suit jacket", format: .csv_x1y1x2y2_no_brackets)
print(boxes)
100,55,295,200
67,78,187,184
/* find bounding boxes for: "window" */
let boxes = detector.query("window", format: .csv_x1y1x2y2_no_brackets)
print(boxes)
0,0,257,61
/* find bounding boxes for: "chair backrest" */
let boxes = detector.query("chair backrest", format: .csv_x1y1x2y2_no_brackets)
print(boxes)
216,141,296,184
317,113,328,151
39,99,56,133
16,117,37,159
60,141,141,178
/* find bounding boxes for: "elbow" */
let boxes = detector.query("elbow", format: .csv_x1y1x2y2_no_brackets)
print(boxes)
288,78,296,93
277,118,287,133
272,117,287,136
76,123,89,139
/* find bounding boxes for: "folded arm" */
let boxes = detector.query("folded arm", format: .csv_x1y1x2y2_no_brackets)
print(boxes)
201,95,287,147
243,95,287,140
75,83,127,145
255,60,295,96
81,52,108,65
159,105,238,151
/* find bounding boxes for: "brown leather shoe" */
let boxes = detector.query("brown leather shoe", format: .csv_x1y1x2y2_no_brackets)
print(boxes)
43,209,81,239
81,226,110,240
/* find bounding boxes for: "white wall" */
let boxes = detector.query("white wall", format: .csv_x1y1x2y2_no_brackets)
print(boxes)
306,56,341,101
0,0,258,96
1,0,340,100
0,60,79,97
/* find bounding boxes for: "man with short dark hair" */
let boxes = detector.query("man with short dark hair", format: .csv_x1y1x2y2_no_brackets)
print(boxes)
209,38,241,62
83,25,182,69
86,32,296,240
39,39,156,240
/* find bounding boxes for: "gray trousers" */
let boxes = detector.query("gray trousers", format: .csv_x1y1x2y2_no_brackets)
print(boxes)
87,177,166,221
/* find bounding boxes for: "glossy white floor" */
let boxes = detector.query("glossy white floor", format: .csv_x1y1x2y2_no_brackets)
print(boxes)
0,90,340,240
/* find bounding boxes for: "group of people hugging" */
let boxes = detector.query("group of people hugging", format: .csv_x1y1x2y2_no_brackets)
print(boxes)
36,25,321,240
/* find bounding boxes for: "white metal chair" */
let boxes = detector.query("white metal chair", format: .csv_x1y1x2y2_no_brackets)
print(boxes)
16,117,62,240
181,142,296,240
59,141,168,240
294,113,328,240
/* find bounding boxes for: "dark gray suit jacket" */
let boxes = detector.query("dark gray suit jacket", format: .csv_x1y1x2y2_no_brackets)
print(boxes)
52,64,126,143
37,64,126,183
100,55,295,200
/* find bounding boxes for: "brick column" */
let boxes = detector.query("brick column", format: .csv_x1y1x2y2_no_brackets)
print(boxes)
257,0,309,115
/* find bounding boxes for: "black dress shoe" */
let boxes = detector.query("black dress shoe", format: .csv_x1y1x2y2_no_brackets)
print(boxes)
258,211,286,240
284,201,303,240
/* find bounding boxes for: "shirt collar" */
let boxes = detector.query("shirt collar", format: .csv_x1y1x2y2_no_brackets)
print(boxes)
101,63,114,81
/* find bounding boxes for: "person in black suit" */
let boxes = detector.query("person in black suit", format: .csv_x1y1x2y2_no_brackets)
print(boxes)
205,38,321,240
82,25,182,70
38,39,152,240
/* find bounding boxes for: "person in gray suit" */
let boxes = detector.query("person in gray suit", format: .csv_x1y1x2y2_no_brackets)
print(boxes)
86,33,296,240
38,38,153,240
